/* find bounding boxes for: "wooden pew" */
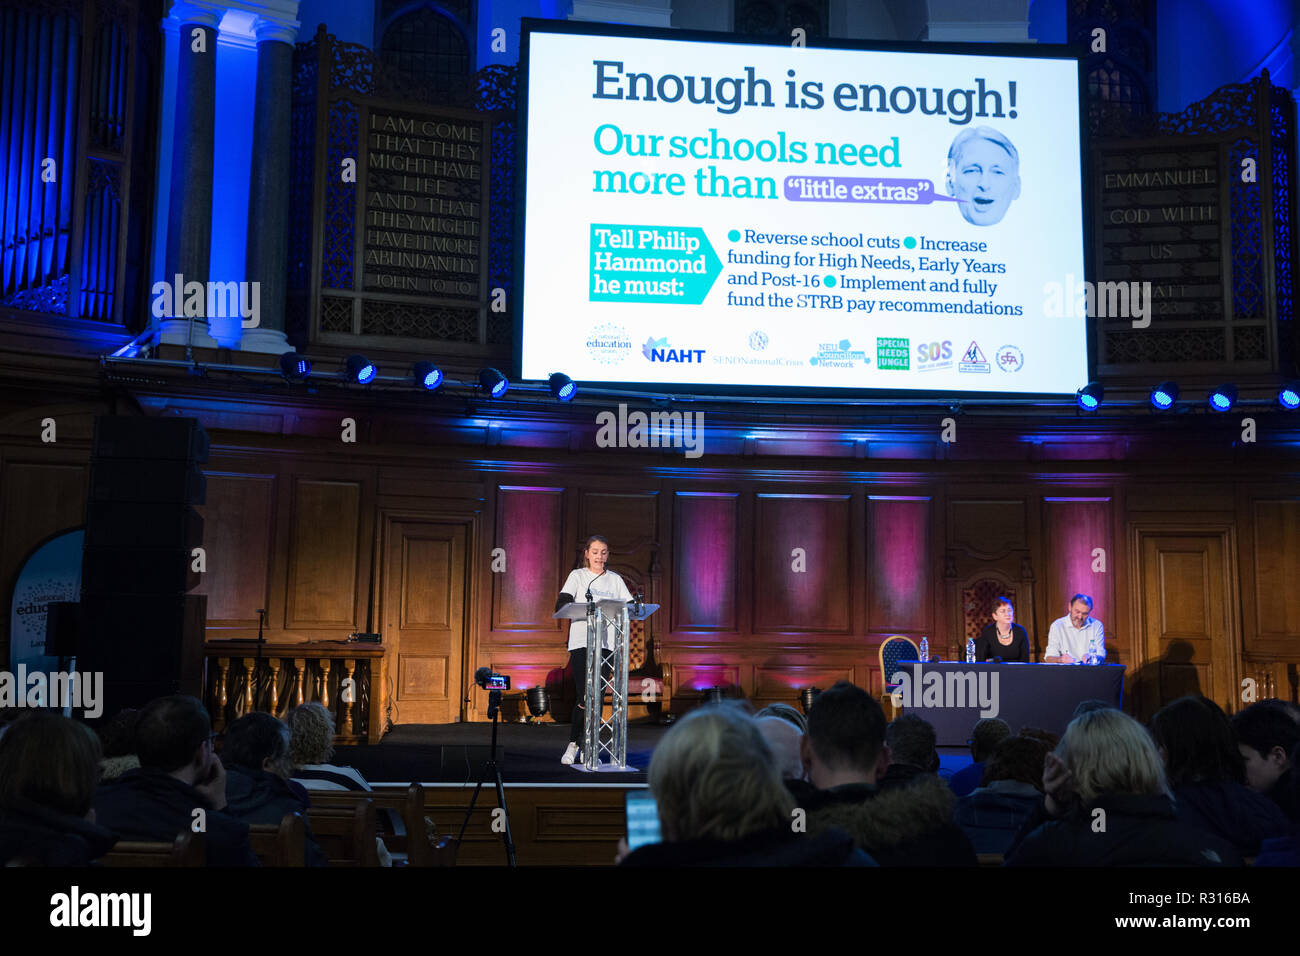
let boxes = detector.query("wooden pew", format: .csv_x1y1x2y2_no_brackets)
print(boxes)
305,800,379,866
306,783,441,865
101,832,205,867
248,811,307,867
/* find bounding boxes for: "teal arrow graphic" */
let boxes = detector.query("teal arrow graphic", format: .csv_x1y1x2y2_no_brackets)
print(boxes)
589,224,722,305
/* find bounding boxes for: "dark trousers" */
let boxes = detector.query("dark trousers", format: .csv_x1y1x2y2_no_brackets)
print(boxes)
568,647,614,744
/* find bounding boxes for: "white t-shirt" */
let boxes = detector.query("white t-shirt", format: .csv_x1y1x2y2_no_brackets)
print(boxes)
560,568,633,651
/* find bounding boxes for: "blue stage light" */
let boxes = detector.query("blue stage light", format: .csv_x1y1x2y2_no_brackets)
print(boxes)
1207,384,1237,412
1076,382,1103,411
548,372,576,401
1279,383,1300,410
279,352,311,382
1150,382,1179,410
412,361,443,391
478,368,508,398
344,355,376,384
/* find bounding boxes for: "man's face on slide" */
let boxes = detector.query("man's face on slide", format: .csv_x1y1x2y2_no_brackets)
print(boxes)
949,138,1020,226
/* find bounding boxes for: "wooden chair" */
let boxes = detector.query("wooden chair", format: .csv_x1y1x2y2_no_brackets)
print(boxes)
305,800,380,866
248,811,307,867
878,635,920,719
307,783,432,864
100,832,205,867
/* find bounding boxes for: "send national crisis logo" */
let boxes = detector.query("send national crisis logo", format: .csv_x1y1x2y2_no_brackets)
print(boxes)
995,344,1024,372
643,337,705,363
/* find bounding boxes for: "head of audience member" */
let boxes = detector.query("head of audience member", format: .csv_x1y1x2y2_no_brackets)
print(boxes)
1149,695,1242,789
755,702,807,734
1072,699,1114,719
1232,702,1300,794
1019,726,1061,751
756,716,804,780
1255,698,1300,724
886,714,940,773
97,708,139,758
0,713,102,821
1056,708,1170,803
981,734,1050,791
287,702,335,767
224,712,293,780
647,703,794,843
133,695,215,786
969,717,1011,762
802,681,888,789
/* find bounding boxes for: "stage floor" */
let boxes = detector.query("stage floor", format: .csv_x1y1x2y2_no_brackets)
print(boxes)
333,721,975,786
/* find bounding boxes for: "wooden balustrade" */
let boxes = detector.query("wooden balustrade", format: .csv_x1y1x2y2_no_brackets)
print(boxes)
204,641,387,745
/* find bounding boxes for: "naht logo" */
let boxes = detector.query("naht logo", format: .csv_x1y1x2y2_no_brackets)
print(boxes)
595,403,704,459
642,337,705,363
50,886,151,936
151,274,260,328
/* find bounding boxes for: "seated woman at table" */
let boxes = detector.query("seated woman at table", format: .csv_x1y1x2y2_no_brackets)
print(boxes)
974,597,1030,662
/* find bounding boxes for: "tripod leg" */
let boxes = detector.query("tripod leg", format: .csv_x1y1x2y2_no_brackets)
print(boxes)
491,760,516,866
456,763,490,844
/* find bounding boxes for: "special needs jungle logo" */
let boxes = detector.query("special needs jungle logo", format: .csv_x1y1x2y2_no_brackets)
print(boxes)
810,339,869,368
876,336,910,370
585,322,633,365
643,336,706,363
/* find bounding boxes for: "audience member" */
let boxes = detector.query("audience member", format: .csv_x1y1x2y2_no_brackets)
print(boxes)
1231,701,1300,823
879,714,941,789
288,702,371,791
0,713,118,865
1018,726,1060,751
93,695,258,866
794,682,976,866
1149,695,1292,856
1072,699,1114,718
619,703,873,866
755,702,807,734
1006,708,1240,866
97,708,140,781
223,712,328,867
949,717,1011,797
953,735,1048,855
756,716,804,780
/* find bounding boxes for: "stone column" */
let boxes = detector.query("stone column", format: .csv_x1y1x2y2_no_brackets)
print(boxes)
241,11,300,354
160,1,221,349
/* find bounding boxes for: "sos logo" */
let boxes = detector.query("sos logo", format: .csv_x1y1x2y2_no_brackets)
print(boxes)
917,340,952,362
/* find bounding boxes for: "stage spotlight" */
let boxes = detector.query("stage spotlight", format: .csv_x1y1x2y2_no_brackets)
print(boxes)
412,361,443,391
1207,384,1237,412
1076,382,1103,411
1149,381,1179,410
1278,383,1300,410
525,686,549,724
279,352,311,382
478,367,508,398
548,372,576,401
344,354,377,385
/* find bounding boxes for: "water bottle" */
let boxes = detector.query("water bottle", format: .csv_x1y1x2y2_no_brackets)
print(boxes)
918,636,929,663
966,637,976,663
1087,632,1099,666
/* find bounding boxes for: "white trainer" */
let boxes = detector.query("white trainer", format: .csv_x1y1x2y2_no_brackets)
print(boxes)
561,742,580,765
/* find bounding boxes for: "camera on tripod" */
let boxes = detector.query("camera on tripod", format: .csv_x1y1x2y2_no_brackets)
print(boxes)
475,668,510,691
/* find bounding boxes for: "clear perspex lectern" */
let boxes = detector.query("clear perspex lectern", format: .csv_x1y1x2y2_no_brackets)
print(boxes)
554,598,659,770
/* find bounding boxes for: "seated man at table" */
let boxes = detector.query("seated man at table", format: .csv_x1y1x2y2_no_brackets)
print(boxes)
1044,594,1105,664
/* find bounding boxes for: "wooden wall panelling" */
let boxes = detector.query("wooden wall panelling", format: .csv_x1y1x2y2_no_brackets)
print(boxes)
753,493,852,635
1042,495,1115,659
1242,497,1300,658
285,478,364,630
671,490,740,634
867,495,933,636
197,470,275,635
490,485,565,632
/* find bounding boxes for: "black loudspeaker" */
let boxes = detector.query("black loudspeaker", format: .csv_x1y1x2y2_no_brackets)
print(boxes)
44,602,83,657
92,416,210,463
81,417,210,714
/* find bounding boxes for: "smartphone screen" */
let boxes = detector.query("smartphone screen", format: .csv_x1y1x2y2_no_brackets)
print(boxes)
624,790,661,851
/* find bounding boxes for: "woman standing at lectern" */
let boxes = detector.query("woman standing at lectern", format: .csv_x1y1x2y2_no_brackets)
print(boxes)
974,596,1031,663
556,535,632,765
